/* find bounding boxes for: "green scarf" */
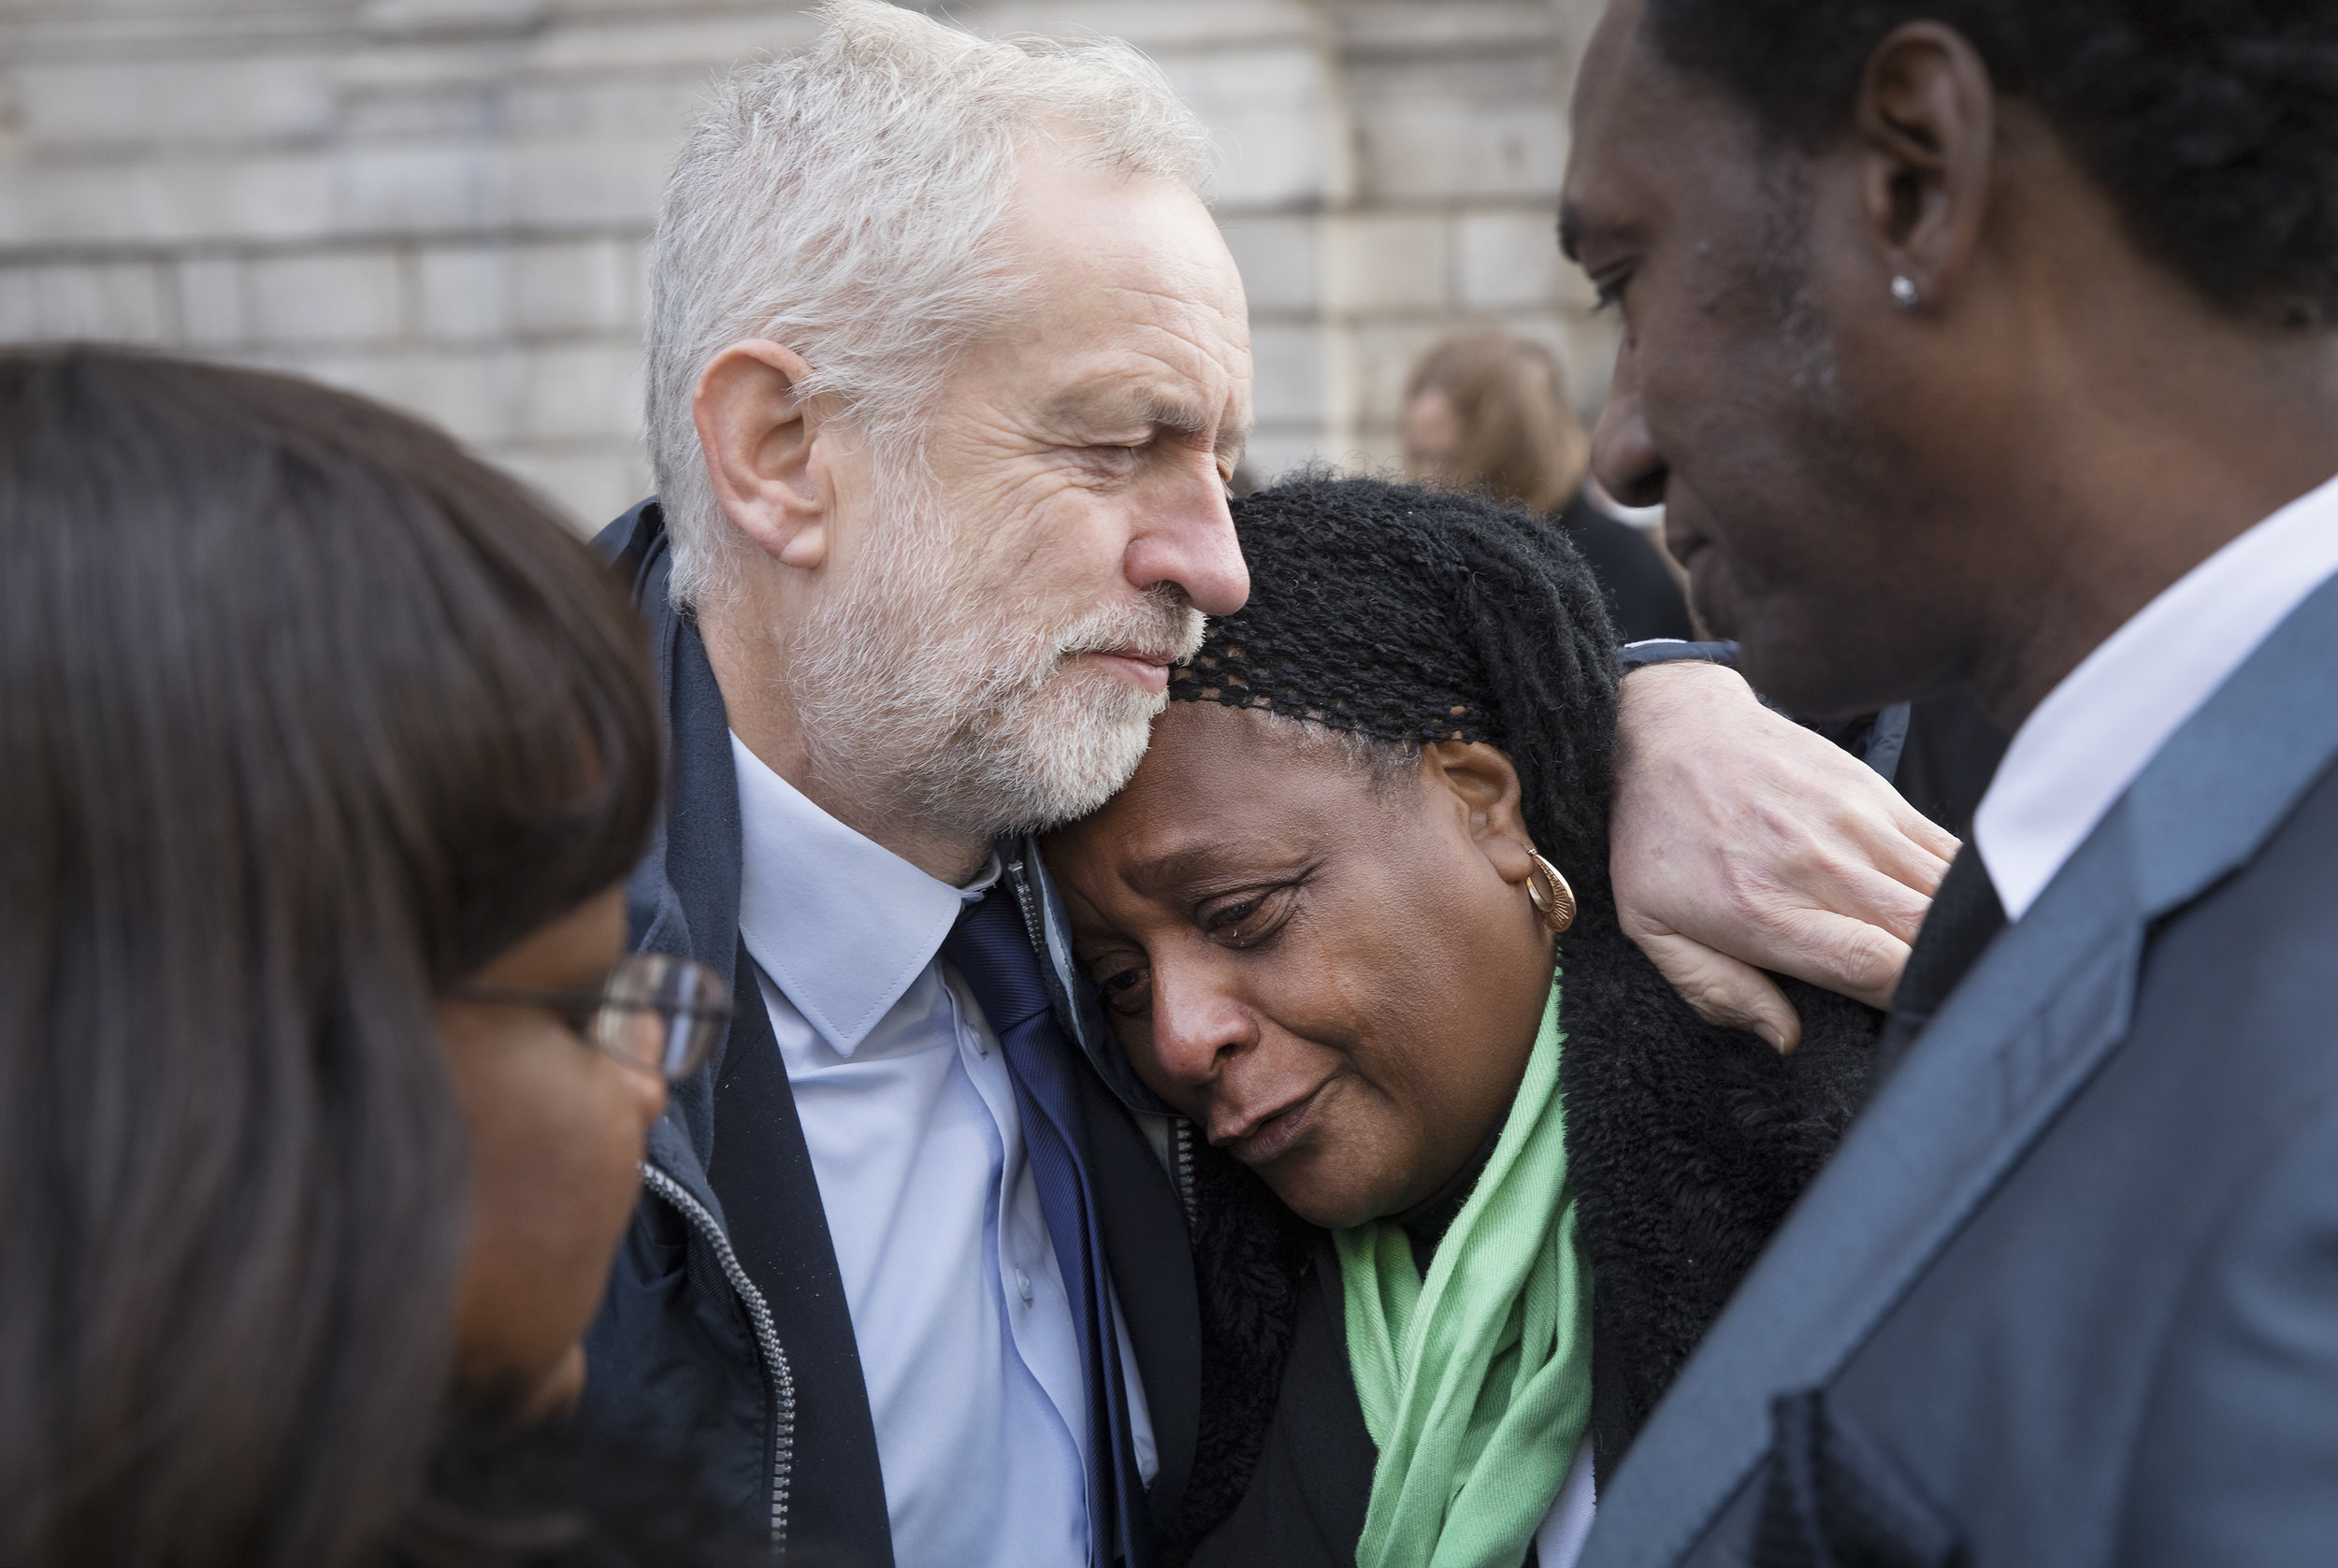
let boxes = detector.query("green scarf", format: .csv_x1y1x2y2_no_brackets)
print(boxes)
1335,979,1591,1568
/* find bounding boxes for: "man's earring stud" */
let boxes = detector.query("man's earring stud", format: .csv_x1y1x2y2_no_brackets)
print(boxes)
1891,275,1921,311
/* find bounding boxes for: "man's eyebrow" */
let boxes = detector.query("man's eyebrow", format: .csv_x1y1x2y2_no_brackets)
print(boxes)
1050,385,1196,429
1050,386,1251,459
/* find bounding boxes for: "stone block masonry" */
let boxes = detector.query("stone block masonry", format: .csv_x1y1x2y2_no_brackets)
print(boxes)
0,0,1617,531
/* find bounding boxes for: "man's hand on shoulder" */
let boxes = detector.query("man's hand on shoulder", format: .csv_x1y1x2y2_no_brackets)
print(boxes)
1611,660,1959,1052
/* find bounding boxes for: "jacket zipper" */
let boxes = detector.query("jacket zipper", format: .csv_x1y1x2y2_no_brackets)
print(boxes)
641,1163,797,1559
1172,1116,1197,1228
1004,854,1046,951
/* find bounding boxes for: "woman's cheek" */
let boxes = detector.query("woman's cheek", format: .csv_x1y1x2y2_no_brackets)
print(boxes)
515,1343,590,1422
511,1069,652,1417
447,1024,653,1410
561,1050,660,1315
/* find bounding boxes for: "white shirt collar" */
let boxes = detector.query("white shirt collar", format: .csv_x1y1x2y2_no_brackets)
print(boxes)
1973,469,2338,921
730,731,997,1056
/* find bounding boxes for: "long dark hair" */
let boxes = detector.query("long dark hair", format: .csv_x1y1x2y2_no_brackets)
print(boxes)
0,347,662,1566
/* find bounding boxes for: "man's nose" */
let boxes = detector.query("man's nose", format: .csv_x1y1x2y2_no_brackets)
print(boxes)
1148,962,1256,1087
1124,458,1250,618
1591,346,1668,511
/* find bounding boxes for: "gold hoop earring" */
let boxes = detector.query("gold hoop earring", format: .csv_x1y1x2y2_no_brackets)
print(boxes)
1526,852,1577,935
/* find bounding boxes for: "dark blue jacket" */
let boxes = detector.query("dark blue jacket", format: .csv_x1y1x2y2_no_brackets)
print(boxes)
578,501,1201,1567
1582,571,2338,1567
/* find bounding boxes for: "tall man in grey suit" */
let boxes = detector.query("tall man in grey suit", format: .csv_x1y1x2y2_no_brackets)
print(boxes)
1563,2,2338,1563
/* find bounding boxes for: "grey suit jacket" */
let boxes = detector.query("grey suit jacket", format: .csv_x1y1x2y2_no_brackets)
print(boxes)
1583,572,2338,1568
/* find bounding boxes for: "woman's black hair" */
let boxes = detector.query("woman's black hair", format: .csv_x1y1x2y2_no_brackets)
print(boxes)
1174,472,1621,900
0,347,663,1566
1170,474,1882,1492
1642,0,2338,331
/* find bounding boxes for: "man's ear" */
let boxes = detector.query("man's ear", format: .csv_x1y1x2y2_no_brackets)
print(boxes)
692,339,835,571
1852,22,1997,310
1422,741,1538,887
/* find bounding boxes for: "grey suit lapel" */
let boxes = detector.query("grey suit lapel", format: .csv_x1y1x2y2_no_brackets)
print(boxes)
1582,568,2338,1568
1580,813,2147,1568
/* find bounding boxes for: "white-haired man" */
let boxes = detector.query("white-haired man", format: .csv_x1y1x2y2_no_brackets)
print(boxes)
579,6,1958,1567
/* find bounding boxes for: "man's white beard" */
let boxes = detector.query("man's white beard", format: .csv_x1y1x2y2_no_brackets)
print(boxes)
785,464,1203,842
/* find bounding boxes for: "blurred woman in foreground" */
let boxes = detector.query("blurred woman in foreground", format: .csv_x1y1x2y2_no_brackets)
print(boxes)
0,349,745,1566
1046,478,1878,1567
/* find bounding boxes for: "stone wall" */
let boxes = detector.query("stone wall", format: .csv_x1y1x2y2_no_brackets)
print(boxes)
0,0,1615,529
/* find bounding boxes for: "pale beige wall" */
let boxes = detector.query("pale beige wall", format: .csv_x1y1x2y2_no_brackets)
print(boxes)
0,0,1616,529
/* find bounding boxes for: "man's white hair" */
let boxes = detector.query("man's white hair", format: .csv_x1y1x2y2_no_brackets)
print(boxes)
646,0,1216,610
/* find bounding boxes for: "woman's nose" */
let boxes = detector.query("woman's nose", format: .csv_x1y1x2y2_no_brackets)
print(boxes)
1591,343,1668,511
1148,966,1257,1087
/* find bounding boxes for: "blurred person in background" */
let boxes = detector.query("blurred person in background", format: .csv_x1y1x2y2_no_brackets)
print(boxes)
0,347,751,1567
1565,0,2338,1562
580,4,1957,1564
1405,327,1693,643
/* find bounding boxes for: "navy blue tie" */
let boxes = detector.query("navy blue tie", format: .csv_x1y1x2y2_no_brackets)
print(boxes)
941,885,1147,1567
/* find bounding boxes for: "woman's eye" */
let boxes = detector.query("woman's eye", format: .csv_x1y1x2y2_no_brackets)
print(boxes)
1205,886,1294,948
1094,964,1152,1019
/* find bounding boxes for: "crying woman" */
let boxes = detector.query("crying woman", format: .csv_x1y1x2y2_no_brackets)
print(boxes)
1043,477,1886,1568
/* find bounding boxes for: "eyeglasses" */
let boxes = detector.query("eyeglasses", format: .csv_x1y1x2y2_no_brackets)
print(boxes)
454,951,731,1081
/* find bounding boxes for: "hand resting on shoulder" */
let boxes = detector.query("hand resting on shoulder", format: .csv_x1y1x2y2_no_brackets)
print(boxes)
1612,660,1959,1051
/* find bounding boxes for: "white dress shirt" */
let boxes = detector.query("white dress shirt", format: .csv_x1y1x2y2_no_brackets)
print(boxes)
1974,470,2338,920
729,734,1154,1568
1535,1438,1598,1568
